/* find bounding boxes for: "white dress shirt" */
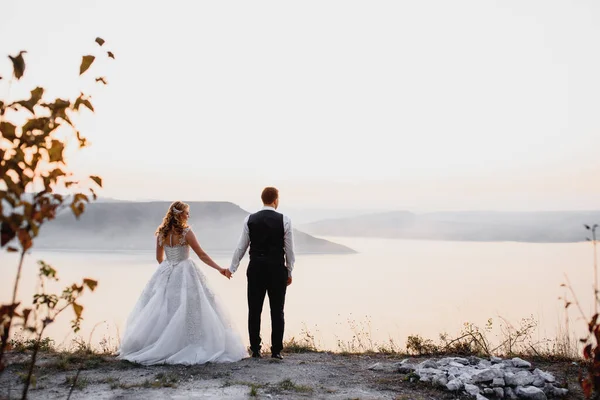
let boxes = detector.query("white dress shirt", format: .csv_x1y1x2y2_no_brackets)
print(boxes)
228,206,295,277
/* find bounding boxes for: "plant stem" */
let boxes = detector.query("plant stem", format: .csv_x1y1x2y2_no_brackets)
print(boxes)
12,250,26,306
594,228,598,314
21,327,45,400
0,250,26,374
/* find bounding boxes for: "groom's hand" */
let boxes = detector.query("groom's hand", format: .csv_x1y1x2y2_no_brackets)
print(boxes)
287,277,292,286
223,269,232,279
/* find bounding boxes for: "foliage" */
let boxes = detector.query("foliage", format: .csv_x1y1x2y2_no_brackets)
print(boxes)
0,37,114,399
9,336,54,353
283,325,318,353
577,224,600,399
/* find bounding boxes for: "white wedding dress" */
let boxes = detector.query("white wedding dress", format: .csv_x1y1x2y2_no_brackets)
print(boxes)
118,228,247,365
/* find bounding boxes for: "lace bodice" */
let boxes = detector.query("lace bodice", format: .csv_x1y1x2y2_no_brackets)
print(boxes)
160,227,191,264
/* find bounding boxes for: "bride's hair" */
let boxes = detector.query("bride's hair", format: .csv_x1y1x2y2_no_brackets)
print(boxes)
156,201,189,242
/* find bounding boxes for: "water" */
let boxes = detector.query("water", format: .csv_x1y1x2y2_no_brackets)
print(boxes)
0,237,595,352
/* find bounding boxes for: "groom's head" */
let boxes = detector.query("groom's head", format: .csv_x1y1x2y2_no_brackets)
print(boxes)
261,187,279,209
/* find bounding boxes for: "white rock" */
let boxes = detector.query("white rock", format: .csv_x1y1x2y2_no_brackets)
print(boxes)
396,363,417,373
446,378,463,391
465,383,481,396
491,356,503,363
433,375,448,387
483,387,494,395
516,386,547,400
419,359,438,369
453,357,471,365
476,394,489,400
368,362,384,371
492,377,505,387
468,356,481,365
505,386,517,399
533,368,556,383
436,358,451,366
552,387,568,397
494,387,505,398
506,370,534,386
472,368,503,383
532,376,546,387
459,372,474,385
511,357,532,368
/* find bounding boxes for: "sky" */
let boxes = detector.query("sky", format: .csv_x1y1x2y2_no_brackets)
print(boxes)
1,1,599,214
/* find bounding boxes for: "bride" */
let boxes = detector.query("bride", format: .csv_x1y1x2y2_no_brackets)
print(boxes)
118,201,247,365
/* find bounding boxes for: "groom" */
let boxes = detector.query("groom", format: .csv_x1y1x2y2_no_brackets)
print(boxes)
226,187,295,359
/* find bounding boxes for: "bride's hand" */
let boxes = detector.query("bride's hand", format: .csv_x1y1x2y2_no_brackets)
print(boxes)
219,268,232,279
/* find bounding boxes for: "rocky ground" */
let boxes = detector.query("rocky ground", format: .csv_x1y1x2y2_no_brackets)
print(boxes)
0,351,584,399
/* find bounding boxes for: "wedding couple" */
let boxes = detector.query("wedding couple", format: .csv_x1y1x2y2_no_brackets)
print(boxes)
117,187,295,364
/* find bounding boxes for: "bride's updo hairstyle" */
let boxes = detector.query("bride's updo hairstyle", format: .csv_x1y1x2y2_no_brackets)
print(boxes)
156,201,190,243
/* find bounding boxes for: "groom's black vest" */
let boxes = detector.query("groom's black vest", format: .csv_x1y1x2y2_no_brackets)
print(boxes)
248,210,285,267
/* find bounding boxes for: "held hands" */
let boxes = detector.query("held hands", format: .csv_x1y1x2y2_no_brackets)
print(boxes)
220,268,232,279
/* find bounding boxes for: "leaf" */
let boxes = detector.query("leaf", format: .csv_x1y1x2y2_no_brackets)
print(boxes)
79,55,95,75
95,77,108,85
22,117,49,136
90,175,102,187
589,313,599,333
73,193,89,204
1,221,16,246
107,51,115,59
48,140,65,163
565,301,571,309
75,131,88,147
70,202,85,218
6,246,18,252
95,37,105,46
17,87,45,113
72,303,83,319
584,343,593,359
582,378,592,397
585,224,591,230
17,229,32,251
22,308,32,324
8,51,27,80
83,278,98,291
0,121,17,141
74,95,94,112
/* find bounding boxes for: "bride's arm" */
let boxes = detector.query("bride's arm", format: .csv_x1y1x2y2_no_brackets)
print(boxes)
156,236,164,263
186,229,225,273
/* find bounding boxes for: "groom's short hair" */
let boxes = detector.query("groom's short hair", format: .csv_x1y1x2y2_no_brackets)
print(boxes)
261,187,279,205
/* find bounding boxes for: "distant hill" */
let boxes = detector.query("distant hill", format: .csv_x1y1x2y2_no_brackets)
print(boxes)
35,201,356,254
300,210,600,243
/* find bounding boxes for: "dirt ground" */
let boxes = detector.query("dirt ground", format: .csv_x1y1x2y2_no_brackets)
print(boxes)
0,351,584,400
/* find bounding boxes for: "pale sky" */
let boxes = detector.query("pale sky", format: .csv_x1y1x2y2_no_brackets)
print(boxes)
1,1,599,213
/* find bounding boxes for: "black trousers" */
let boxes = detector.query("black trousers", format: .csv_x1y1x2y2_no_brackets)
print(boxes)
247,261,288,354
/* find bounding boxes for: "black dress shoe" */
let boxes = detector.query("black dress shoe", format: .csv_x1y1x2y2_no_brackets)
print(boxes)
271,353,283,360
251,352,261,358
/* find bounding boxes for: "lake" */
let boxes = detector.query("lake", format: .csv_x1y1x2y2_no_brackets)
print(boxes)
0,237,595,353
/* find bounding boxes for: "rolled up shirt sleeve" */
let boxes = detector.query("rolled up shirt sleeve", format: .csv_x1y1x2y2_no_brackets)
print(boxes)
284,215,295,277
229,215,250,274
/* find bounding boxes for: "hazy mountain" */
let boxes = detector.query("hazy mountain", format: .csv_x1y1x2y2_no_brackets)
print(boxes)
35,201,356,254
300,210,600,243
